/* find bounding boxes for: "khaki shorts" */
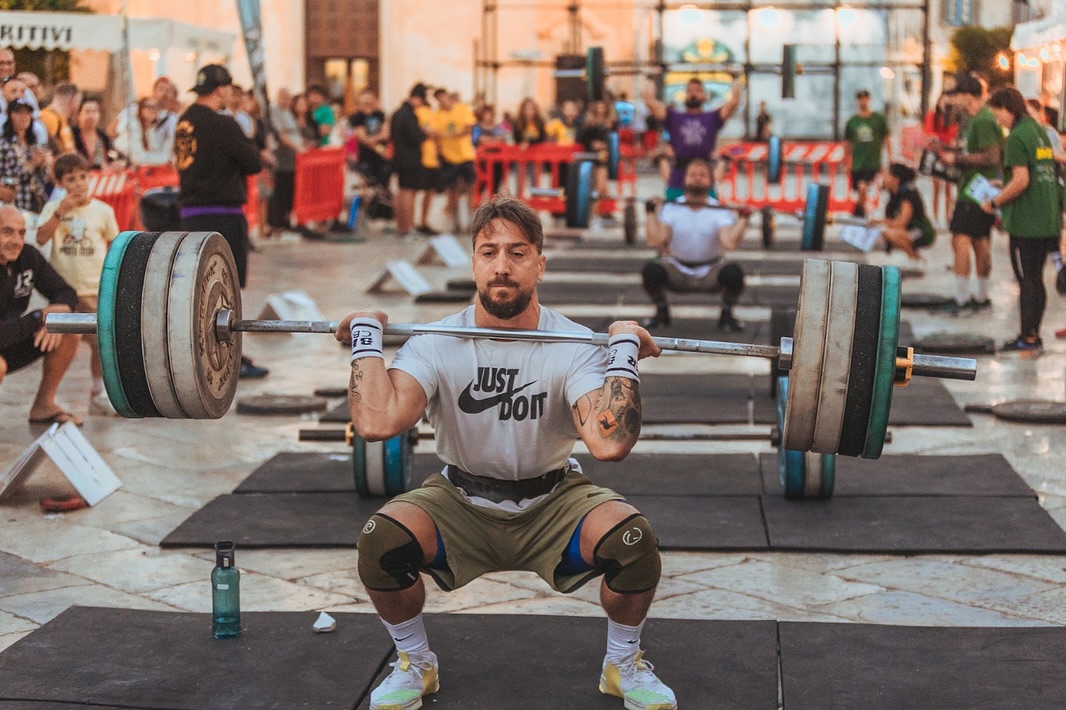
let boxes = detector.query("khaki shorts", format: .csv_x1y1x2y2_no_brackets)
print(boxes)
75,296,98,348
662,259,726,293
394,469,624,593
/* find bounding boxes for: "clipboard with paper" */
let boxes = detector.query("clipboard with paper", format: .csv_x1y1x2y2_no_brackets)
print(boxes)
964,174,1002,206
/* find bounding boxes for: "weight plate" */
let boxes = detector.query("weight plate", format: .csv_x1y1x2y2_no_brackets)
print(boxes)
97,230,140,418
780,448,806,499
166,232,242,419
141,232,188,418
364,438,387,497
914,333,996,355
313,387,347,398
115,232,162,418
801,183,829,251
384,433,409,496
607,131,620,181
235,395,328,415
761,206,775,248
353,434,369,497
900,292,953,309
623,201,637,245
811,261,859,454
837,264,882,456
990,400,1066,424
565,160,594,229
767,135,782,184
768,307,796,398
777,376,834,499
863,265,901,459
810,452,836,499
586,46,605,102
783,259,831,451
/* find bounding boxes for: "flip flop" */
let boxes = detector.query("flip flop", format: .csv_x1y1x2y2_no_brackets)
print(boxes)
28,410,83,427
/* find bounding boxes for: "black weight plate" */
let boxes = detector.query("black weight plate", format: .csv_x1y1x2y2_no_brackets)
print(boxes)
901,292,953,309
586,46,605,102
767,135,782,185
623,201,637,245
991,400,1066,424
837,264,882,457
115,232,162,418
313,387,348,399
761,206,775,248
914,333,996,355
236,395,329,416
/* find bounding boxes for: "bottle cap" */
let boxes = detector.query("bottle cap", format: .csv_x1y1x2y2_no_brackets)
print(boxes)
215,540,235,567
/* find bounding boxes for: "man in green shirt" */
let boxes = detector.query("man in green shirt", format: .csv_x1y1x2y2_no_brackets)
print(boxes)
307,85,335,147
983,86,1062,353
935,74,1002,313
844,89,889,217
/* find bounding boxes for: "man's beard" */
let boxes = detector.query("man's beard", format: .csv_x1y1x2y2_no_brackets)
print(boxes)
478,280,534,320
685,186,709,200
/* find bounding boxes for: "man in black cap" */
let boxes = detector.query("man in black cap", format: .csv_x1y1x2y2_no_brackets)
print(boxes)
389,83,429,238
174,64,267,378
933,73,1002,313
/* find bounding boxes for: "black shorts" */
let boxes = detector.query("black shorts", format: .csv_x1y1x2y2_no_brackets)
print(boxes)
440,160,476,189
949,199,995,239
851,169,879,186
1,334,44,374
395,162,435,191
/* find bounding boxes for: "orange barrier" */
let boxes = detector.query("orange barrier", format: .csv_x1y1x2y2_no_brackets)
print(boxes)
473,143,637,217
716,141,858,214
293,147,346,225
87,171,137,231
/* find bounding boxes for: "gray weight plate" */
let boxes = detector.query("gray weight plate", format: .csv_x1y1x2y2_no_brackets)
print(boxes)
235,395,328,416
364,438,387,497
141,232,188,419
810,261,858,454
167,232,242,419
783,259,831,451
991,400,1066,424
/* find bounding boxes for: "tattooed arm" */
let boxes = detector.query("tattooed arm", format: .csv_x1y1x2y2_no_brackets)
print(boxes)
573,321,661,461
336,309,427,441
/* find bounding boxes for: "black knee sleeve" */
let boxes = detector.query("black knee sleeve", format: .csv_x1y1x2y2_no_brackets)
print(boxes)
593,514,661,594
717,262,745,295
357,514,424,591
642,261,669,294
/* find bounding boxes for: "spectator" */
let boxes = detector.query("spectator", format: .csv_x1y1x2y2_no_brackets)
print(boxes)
755,101,772,142
71,99,119,170
0,48,14,83
348,88,391,187
34,153,120,415
114,97,173,167
306,85,334,147
472,104,508,196
0,49,40,115
242,90,272,237
876,162,935,260
267,88,304,236
415,88,441,235
578,99,617,206
0,204,81,425
644,76,743,201
844,89,889,217
223,83,255,139
512,97,546,147
545,99,582,146
923,94,960,225
433,88,477,233
291,93,318,145
0,99,51,214
1026,99,1066,162
16,72,41,103
1,78,47,145
39,82,80,154
1039,90,1059,132
389,83,429,238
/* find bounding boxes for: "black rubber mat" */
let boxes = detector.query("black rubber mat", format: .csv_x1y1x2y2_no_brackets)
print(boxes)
0,607,390,710
627,495,770,550
236,452,761,497
779,622,1066,710
761,495,1066,553
760,453,1033,497
323,372,967,427
570,315,770,345
535,281,802,307
356,615,779,710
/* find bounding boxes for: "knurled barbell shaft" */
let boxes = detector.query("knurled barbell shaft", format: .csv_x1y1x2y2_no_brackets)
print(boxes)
45,311,977,381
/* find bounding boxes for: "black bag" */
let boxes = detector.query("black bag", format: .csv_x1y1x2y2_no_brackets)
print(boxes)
365,186,394,221
139,187,180,232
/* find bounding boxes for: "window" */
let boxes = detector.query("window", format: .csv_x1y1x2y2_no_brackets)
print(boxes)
942,0,977,27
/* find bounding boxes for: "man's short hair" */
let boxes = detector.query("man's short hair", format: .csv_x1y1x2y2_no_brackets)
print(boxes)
951,75,983,98
856,89,870,99
434,88,447,98
306,84,326,97
410,83,428,100
53,152,90,182
469,194,544,253
53,83,78,100
687,78,703,87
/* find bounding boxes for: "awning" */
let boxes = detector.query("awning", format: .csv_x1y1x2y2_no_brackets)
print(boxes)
0,10,234,55
1012,8,1066,51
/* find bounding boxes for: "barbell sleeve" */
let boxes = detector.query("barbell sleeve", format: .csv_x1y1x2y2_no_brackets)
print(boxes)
46,311,976,382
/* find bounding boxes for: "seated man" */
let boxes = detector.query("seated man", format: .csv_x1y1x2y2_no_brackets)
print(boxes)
0,205,81,425
336,195,677,710
641,158,749,331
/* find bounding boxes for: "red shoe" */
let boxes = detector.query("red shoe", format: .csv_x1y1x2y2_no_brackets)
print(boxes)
1056,326,1066,340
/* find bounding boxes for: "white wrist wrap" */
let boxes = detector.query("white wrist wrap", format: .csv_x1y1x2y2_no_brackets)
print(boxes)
605,333,640,382
350,318,384,364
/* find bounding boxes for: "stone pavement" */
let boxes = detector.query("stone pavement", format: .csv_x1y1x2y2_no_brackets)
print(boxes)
2,185,1066,661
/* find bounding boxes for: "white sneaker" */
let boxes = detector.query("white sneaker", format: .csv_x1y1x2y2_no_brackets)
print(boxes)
600,650,677,710
369,651,439,710
88,392,118,417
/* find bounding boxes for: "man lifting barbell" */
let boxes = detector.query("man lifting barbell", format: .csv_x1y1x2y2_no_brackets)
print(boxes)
334,195,678,710
641,158,749,331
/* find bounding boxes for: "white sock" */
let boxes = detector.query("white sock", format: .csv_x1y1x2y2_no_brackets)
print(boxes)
91,378,104,397
1052,251,1063,270
605,618,646,663
954,276,970,306
381,615,431,659
975,277,990,302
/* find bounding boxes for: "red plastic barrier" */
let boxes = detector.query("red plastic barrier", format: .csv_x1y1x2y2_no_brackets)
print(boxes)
716,141,858,214
88,170,137,231
293,147,346,225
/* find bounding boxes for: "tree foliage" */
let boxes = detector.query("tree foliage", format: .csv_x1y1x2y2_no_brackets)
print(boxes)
950,26,1015,87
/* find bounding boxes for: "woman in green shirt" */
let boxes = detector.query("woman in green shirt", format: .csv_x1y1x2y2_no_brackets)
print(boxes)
983,87,1062,354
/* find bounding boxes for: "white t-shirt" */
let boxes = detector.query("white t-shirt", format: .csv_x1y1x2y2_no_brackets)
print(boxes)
390,305,607,481
38,198,119,296
658,198,736,277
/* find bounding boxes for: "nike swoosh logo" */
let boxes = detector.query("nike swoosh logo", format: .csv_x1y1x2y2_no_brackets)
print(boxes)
394,634,412,642
457,380,536,414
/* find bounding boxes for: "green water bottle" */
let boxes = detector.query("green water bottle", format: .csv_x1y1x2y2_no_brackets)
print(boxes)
212,541,241,639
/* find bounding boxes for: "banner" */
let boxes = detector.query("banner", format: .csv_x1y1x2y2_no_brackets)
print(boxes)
236,0,272,133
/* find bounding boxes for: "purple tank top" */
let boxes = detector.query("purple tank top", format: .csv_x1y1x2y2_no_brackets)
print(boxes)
665,107,724,188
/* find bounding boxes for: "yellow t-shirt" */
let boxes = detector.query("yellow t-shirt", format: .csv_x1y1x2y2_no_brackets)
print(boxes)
39,107,75,153
545,118,577,146
434,103,477,164
415,105,439,169
38,198,119,297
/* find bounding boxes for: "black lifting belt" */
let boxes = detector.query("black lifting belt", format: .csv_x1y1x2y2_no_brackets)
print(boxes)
446,465,567,504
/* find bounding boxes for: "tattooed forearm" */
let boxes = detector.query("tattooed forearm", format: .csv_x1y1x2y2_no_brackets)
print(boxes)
596,377,641,439
348,365,364,402
574,393,595,426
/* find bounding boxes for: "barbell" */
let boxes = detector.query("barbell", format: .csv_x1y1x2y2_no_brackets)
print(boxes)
45,231,976,461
